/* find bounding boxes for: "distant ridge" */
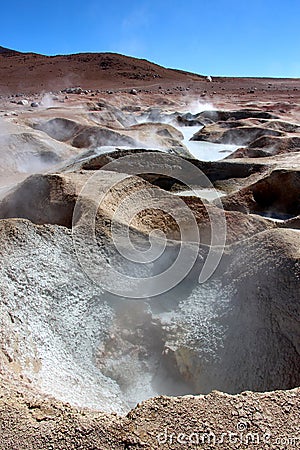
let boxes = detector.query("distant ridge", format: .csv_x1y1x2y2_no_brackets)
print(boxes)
0,49,203,94
0,46,296,96
0,45,18,54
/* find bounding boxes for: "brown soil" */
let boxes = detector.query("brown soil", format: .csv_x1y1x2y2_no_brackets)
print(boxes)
0,50,201,95
0,49,299,113
0,374,299,449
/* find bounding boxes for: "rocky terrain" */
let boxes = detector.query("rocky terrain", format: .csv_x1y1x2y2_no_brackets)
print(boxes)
0,47,300,448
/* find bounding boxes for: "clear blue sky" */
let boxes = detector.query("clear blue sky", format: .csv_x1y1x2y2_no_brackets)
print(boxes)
1,0,299,77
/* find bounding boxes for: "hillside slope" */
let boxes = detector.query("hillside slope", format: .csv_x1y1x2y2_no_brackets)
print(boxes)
0,49,202,94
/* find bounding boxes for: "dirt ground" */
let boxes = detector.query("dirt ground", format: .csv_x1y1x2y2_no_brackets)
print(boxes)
0,375,299,449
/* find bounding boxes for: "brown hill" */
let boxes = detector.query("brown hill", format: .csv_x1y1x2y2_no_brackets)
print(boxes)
0,49,203,94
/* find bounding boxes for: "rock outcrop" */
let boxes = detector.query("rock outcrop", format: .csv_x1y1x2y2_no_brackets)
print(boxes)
221,169,300,218
0,149,273,245
191,124,283,146
196,109,278,122
33,115,192,156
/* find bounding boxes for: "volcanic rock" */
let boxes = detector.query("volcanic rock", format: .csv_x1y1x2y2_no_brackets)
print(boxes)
34,118,83,142
196,109,278,122
163,228,300,394
0,130,76,181
33,116,190,154
221,168,300,218
0,156,273,246
191,124,283,146
17,99,28,106
248,135,300,152
176,112,207,126
0,218,126,413
35,119,139,149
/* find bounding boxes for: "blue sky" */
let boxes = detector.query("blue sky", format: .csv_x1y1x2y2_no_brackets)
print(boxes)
1,0,299,77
